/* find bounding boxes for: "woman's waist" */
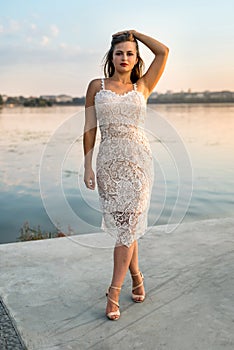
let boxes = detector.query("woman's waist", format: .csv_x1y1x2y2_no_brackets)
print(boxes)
98,135,152,157
99,124,147,141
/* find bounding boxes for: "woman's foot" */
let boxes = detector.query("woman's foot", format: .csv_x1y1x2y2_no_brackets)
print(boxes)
106,286,121,320
131,271,145,302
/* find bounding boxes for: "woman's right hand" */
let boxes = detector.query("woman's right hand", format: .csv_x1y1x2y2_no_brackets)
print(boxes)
84,168,96,190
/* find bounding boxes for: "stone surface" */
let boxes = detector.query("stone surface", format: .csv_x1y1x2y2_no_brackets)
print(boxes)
0,298,26,350
0,217,234,350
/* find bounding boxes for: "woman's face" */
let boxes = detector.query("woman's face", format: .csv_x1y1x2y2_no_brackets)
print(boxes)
112,41,138,73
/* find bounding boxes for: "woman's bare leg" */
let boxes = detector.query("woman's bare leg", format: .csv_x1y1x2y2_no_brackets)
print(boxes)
128,240,145,301
128,240,139,274
106,243,135,316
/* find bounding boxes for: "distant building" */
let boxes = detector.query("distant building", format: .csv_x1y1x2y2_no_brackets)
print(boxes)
2,95,8,102
39,95,73,103
195,92,205,98
149,92,158,99
40,95,57,101
55,95,73,103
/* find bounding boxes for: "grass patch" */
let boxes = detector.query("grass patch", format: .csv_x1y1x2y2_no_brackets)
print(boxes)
18,222,72,241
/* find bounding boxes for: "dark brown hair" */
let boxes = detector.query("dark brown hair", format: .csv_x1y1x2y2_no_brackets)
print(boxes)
103,32,144,83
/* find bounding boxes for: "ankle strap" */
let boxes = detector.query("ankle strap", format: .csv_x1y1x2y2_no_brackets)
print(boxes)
131,271,142,277
110,285,121,290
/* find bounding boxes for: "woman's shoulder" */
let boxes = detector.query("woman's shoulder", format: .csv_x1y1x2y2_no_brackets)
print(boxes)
85,78,103,107
87,78,102,92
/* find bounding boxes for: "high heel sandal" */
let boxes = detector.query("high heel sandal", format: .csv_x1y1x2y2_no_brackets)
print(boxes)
105,285,121,320
131,271,145,303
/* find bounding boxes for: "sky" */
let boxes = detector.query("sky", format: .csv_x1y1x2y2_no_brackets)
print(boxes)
0,0,233,97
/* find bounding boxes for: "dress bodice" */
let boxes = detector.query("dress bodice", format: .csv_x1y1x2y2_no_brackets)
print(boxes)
94,79,152,169
94,86,147,129
94,79,149,150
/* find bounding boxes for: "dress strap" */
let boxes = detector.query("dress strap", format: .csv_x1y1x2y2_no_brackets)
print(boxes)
101,78,105,90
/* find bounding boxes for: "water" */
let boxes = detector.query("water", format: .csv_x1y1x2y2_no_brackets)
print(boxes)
0,104,234,244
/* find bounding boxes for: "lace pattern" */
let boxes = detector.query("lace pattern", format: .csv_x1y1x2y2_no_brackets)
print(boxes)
95,80,154,247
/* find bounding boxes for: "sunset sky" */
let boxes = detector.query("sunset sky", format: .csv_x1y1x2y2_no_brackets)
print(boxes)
0,0,233,97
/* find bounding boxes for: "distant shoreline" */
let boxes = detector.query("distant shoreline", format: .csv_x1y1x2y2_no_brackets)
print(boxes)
1,90,234,107
1,101,234,108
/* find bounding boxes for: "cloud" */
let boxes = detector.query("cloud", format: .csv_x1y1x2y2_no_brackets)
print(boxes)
0,43,99,66
0,19,21,35
31,23,37,31
59,43,67,49
9,19,20,32
41,36,49,46
50,25,59,37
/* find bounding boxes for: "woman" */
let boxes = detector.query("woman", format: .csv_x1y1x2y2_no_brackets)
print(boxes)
83,29,169,320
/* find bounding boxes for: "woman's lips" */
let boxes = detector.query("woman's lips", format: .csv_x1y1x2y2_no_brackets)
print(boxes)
120,63,128,67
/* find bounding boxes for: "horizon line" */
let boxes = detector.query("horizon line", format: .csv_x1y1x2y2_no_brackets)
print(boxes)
1,89,234,99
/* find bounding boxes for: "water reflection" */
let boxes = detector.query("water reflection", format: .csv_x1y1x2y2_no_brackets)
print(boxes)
0,104,234,243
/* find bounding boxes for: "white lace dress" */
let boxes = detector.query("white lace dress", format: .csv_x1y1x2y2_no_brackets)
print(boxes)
95,78,153,247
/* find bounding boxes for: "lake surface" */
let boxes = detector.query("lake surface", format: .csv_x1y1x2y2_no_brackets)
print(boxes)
0,104,234,244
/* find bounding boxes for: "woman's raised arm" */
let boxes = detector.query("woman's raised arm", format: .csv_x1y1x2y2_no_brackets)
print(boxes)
121,30,169,98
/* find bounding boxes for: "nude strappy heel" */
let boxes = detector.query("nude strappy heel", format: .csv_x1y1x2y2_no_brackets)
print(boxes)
131,271,145,303
105,285,121,320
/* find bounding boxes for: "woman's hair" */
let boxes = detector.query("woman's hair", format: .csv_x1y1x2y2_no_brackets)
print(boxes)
103,32,144,83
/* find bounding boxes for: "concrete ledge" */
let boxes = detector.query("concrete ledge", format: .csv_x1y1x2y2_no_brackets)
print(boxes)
0,218,234,350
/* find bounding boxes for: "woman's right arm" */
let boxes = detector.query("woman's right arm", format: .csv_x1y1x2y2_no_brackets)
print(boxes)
83,80,98,190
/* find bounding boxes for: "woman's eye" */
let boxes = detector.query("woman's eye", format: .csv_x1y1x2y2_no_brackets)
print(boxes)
114,52,134,57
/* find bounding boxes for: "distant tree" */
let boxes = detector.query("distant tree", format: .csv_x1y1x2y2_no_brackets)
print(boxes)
23,97,52,107
6,96,19,105
0,95,3,105
72,97,85,105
